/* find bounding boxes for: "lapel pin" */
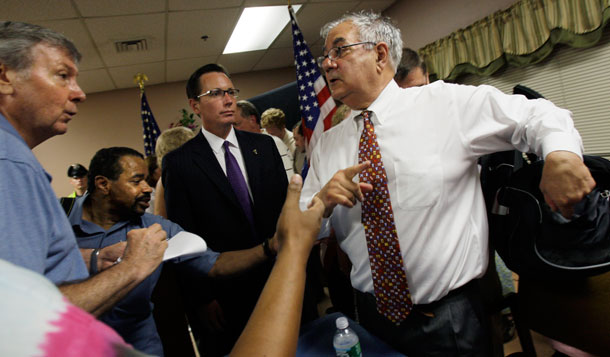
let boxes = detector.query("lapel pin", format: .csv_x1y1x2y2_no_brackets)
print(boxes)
253,149,258,155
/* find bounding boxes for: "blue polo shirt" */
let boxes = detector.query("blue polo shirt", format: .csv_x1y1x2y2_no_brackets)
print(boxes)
69,194,219,356
0,113,88,285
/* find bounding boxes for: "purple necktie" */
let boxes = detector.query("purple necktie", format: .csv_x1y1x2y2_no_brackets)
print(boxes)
223,141,255,231
358,110,412,324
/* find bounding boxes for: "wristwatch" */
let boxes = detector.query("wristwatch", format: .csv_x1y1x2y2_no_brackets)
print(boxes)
90,248,100,275
262,237,275,258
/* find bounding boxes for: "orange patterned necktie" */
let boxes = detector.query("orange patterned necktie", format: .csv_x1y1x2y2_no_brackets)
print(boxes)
358,110,412,324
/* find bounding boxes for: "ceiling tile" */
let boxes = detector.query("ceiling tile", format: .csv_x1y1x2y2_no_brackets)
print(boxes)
108,62,165,89
166,56,219,83
169,0,242,11
1,0,77,21
85,14,165,67
253,47,296,71
78,68,116,94
37,19,104,71
271,1,360,51
218,50,266,74
243,0,308,6
74,0,166,17
167,8,241,60
1,0,395,90
354,0,396,13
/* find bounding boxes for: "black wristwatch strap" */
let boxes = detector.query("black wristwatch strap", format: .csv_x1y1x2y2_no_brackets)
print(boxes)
90,248,100,275
262,238,275,258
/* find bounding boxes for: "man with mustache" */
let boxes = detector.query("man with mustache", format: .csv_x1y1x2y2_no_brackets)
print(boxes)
70,146,281,355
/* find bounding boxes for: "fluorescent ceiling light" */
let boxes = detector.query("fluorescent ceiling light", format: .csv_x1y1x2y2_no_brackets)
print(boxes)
223,5,302,54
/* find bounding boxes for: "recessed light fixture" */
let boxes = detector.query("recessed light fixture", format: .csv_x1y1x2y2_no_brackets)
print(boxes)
223,5,302,54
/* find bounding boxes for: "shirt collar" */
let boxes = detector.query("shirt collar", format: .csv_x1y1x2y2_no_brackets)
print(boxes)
69,192,142,234
68,193,88,227
0,112,29,148
201,126,239,154
0,113,53,183
349,79,399,128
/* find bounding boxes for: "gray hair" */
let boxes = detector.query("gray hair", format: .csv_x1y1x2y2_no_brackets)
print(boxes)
320,11,403,72
395,48,427,82
236,100,261,124
0,21,81,73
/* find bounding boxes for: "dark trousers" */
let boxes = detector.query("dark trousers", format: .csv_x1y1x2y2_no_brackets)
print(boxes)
355,280,491,357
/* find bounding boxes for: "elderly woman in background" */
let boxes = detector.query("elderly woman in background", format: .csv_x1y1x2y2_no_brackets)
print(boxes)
260,108,296,156
154,127,196,217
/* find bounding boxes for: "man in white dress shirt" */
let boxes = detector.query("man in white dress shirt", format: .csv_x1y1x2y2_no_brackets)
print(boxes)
234,100,294,181
301,11,595,356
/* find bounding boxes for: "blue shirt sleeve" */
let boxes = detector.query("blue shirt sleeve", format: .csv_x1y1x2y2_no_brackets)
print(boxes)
0,145,88,284
146,214,219,274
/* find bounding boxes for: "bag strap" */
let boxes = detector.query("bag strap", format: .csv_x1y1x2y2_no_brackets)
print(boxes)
59,197,76,216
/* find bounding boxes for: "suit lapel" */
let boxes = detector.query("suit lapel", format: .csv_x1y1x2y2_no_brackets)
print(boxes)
190,132,242,210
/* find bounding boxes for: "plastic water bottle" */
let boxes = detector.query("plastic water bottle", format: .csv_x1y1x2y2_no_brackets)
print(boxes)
333,316,363,357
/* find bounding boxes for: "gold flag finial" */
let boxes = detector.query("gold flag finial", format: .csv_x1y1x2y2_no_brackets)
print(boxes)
134,73,149,92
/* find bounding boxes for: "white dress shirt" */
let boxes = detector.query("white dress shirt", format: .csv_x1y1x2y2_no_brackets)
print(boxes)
282,128,296,156
262,128,295,181
301,79,582,304
201,126,253,199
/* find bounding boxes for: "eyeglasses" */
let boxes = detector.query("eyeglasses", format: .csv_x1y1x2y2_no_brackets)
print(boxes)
196,88,240,99
317,41,376,67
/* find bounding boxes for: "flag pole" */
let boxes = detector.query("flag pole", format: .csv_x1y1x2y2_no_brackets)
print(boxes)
135,73,160,157
288,4,337,178
134,73,148,96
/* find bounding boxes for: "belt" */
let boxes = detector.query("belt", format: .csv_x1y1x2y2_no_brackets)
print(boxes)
355,279,479,318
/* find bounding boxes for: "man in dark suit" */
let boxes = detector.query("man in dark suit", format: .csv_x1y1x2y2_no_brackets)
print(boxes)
162,64,288,356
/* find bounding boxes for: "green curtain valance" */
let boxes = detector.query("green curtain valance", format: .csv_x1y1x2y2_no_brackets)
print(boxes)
419,0,610,81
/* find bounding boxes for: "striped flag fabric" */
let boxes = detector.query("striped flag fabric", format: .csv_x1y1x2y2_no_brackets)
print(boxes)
288,6,337,164
140,91,160,157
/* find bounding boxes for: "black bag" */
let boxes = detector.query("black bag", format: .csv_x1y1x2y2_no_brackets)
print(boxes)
59,196,76,216
489,155,610,279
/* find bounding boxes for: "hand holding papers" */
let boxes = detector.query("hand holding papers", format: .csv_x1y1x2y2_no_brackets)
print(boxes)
163,231,207,261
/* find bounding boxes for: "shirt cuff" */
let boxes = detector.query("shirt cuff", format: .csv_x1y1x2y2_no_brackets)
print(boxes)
317,217,332,240
541,132,583,160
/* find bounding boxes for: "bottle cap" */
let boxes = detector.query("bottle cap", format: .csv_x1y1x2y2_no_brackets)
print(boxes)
335,316,349,329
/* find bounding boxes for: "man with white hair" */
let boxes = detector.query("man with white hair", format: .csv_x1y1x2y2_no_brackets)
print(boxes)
301,11,595,356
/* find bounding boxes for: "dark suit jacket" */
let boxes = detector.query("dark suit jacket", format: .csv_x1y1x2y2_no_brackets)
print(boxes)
162,129,288,333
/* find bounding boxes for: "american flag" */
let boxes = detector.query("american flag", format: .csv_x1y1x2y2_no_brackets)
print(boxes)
140,91,160,156
289,6,336,170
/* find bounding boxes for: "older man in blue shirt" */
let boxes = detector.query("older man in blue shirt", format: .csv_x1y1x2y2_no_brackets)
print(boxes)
0,21,171,317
